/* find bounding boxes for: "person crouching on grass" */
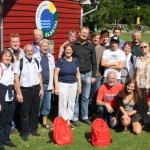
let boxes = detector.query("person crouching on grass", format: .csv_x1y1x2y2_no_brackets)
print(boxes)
118,79,142,134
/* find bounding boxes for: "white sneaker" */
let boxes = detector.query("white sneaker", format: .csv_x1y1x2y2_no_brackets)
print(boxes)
147,111,150,115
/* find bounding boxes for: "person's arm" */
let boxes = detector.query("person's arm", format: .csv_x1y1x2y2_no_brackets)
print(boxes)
109,60,125,69
38,72,44,98
91,43,97,81
120,106,128,115
127,110,137,117
101,58,119,68
54,67,60,95
96,87,114,114
14,73,23,103
76,68,81,94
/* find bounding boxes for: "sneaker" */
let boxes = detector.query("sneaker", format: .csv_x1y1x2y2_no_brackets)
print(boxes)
31,131,41,137
0,147,5,150
82,119,92,125
72,120,80,127
147,111,150,115
4,142,17,147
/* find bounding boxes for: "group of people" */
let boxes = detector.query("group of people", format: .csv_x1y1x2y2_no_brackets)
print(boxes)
0,25,150,150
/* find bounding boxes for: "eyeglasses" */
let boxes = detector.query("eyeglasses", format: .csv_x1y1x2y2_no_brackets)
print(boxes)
141,46,148,49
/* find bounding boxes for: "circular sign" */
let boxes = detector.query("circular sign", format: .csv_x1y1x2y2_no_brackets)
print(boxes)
36,1,58,38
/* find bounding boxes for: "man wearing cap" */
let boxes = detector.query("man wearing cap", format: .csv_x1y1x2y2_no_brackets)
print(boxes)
101,36,126,83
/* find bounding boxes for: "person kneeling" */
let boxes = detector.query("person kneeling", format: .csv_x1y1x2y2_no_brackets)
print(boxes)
96,71,122,128
118,79,142,135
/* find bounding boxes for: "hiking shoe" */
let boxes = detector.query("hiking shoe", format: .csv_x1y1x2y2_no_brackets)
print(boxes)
82,119,92,125
21,135,28,141
31,131,41,137
72,120,80,127
147,111,150,115
4,142,17,147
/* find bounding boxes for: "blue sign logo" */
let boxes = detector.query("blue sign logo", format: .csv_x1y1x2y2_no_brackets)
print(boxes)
36,1,58,38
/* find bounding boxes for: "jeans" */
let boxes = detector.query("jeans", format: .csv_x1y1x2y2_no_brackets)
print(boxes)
40,84,52,116
97,106,116,128
73,71,92,120
0,101,15,147
89,76,102,115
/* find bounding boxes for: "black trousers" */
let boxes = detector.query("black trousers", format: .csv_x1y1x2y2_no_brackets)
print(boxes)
0,101,15,147
20,85,40,136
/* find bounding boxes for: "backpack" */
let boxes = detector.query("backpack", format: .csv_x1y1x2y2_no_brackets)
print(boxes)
53,116,73,145
90,118,111,147
19,58,39,74
130,55,134,64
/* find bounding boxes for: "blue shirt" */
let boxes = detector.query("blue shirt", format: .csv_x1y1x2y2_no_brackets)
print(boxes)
56,57,79,83
32,42,51,54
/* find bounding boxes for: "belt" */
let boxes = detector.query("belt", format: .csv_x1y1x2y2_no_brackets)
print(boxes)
21,84,40,90
80,70,91,74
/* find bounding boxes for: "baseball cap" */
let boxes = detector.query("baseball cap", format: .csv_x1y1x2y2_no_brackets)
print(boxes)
110,36,120,43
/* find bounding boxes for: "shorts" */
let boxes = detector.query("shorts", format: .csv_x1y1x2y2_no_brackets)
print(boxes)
131,113,141,123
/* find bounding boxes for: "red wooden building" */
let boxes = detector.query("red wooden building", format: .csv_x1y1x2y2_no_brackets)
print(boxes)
0,0,81,59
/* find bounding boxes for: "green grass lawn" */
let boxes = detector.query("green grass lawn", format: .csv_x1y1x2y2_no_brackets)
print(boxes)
8,33,150,150
9,105,150,150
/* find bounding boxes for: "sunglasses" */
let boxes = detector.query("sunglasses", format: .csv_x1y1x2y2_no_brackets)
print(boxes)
141,46,148,49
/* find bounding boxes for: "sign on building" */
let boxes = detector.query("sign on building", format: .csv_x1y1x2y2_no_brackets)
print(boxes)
35,1,58,38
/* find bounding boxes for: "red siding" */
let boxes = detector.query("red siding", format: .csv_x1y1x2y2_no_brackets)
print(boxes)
3,0,81,59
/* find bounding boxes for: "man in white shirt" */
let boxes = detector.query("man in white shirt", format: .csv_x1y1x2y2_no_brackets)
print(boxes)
101,36,126,83
14,44,43,141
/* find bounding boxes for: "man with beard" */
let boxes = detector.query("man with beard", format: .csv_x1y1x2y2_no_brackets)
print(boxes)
32,29,50,53
131,31,142,57
96,72,122,128
71,26,97,126
14,44,43,141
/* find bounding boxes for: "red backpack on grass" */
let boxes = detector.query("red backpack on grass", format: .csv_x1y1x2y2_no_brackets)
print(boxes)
53,116,73,145
90,118,111,147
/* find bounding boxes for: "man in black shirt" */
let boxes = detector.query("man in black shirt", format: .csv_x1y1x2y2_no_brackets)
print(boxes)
72,26,97,126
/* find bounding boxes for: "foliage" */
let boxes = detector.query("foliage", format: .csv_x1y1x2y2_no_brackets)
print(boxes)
82,0,150,30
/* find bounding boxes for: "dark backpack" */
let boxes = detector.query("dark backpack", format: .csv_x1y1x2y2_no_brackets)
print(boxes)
19,58,39,74
90,118,111,147
130,55,134,64
53,116,73,145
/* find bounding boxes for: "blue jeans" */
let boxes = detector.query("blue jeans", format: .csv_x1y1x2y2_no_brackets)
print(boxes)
97,106,116,128
73,71,92,120
89,76,102,115
0,101,15,147
40,84,52,116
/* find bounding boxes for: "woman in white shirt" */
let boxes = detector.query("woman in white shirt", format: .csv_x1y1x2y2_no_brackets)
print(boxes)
121,42,136,83
0,49,17,150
